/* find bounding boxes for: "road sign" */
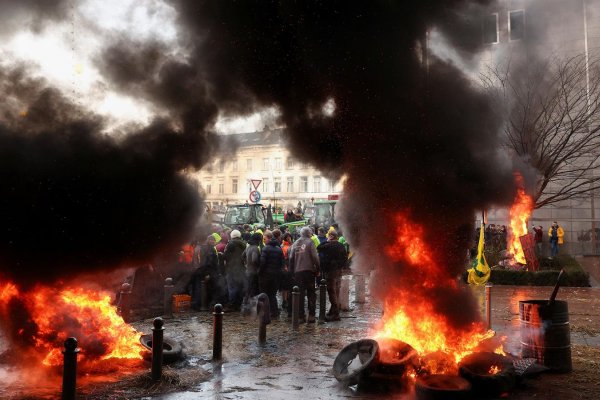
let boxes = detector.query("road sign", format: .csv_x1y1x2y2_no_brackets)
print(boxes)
249,190,262,203
250,179,262,190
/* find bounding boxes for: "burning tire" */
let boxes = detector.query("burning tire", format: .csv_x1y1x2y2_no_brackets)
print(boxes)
139,334,184,364
458,352,515,396
415,374,471,400
333,339,380,385
375,338,419,376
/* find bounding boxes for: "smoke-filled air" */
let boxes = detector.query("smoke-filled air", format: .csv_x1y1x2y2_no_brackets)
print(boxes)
0,1,520,332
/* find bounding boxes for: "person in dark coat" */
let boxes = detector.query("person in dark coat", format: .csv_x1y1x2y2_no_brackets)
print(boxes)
289,227,320,323
259,231,285,317
242,232,262,308
191,234,221,310
317,230,347,321
223,229,247,311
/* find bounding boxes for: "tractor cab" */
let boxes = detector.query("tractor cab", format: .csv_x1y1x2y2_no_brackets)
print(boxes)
224,203,266,228
305,200,337,229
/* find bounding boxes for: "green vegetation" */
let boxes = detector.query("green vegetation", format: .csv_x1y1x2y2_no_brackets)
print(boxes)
488,254,590,287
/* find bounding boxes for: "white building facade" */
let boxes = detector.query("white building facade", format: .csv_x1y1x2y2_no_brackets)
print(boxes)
192,129,342,212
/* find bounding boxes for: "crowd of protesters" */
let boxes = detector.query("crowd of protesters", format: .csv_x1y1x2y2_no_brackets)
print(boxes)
178,222,350,323
473,221,565,258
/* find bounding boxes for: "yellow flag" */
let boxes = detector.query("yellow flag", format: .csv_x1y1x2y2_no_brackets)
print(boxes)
467,222,490,285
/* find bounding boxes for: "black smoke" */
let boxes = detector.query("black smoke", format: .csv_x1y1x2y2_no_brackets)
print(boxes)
144,0,514,329
0,66,218,287
1,1,520,332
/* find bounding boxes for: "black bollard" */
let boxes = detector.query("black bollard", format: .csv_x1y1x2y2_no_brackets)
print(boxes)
61,337,80,400
213,304,223,360
318,279,327,324
257,293,271,345
151,317,164,381
119,282,132,322
200,278,209,311
292,286,300,330
164,278,174,318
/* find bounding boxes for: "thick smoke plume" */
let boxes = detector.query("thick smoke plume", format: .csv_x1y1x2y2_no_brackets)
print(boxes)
0,65,220,287
1,1,520,331
149,1,514,329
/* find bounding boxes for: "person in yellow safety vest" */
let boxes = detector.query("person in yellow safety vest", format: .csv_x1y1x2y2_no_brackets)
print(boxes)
254,228,264,251
548,221,564,258
310,228,320,248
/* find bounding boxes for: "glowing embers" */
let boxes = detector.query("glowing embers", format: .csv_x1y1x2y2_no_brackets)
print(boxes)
507,173,535,265
0,280,144,368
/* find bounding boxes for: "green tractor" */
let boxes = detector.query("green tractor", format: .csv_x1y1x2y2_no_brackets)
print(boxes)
303,200,337,230
223,203,308,230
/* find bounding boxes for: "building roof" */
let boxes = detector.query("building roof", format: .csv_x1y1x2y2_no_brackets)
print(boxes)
226,128,286,148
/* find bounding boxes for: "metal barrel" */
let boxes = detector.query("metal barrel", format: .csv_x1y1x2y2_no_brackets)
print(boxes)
519,300,572,372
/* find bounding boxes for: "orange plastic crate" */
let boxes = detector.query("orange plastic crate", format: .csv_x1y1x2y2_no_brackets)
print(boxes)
172,294,192,312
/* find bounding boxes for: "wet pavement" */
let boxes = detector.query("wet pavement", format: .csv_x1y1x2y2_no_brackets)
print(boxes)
2,274,600,399
129,278,600,400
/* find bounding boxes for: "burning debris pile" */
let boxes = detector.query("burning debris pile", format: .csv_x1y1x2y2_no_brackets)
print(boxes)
502,173,537,269
0,280,144,370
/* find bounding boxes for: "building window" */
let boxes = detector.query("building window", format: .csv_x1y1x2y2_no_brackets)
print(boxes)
509,10,525,41
218,183,224,194
287,158,295,169
232,178,238,194
300,176,308,193
232,159,238,172
483,14,498,44
263,158,270,170
218,160,225,173
263,178,269,193
287,177,294,192
313,176,321,193
274,157,282,170
206,184,212,194
246,158,253,171
274,177,281,193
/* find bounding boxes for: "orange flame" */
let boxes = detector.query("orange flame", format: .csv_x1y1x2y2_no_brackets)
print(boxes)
508,173,534,264
375,212,505,374
0,281,144,367
489,364,501,375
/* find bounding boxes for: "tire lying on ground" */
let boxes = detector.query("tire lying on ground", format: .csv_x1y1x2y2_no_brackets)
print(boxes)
333,339,380,385
458,351,515,396
139,334,184,364
415,374,471,400
375,338,419,376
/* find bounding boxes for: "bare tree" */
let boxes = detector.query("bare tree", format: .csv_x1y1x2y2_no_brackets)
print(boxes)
482,54,600,209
